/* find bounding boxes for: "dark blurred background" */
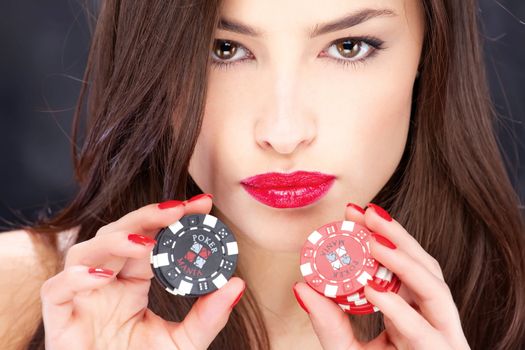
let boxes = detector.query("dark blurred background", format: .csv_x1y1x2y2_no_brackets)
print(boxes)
0,0,524,229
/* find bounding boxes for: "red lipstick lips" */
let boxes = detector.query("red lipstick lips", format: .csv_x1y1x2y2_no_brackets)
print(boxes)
240,170,336,208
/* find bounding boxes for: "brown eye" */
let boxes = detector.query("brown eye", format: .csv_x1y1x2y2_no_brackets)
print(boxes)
213,40,238,60
324,38,375,63
335,39,362,59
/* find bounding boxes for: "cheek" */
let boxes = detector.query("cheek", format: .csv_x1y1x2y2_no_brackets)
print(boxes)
191,67,414,197
187,80,247,193
312,69,413,196
187,122,220,193
359,86,411,190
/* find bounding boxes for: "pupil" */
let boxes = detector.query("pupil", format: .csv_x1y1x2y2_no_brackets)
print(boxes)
219,41,235,58
221,42,231,52
342,40,356,52
337,39,361,58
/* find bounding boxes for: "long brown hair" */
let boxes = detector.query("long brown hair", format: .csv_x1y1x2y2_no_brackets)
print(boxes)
23,0,525,349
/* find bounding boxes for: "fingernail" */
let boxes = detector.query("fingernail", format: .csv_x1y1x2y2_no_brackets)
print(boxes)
367,279,387,292
186,193,213,203
293,283,310,314
372,232,397,249
128,233,156,246
158,200,185,209
366,203,393,222
230,285,245,309
346,202,365,214
88,267,114,277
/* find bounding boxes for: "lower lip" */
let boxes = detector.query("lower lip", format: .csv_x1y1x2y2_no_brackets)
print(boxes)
241,179,335,208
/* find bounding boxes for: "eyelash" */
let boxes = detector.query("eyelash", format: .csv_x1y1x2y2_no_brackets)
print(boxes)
210,35,385,71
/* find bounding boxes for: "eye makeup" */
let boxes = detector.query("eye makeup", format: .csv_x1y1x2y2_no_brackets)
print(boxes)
210,35,385,70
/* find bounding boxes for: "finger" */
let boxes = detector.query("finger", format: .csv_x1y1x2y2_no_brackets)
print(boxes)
345,202,414,305
171,277,245,349
383,315,409,350
344,202,367,227
99,194,212,238
293,282,364,350
40,265,115,334
366,332,397,350
364,286,451,349
119,196,215,279
364,203,444,280
368,238,463,334
64,201,185,268
64,231,157,279
65,196,213,278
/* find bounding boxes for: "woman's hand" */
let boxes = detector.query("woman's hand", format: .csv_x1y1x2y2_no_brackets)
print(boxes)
40,195,245,350
293,203,471,350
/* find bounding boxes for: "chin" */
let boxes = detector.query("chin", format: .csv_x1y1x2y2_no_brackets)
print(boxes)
246,231,306,253
211,189,346,254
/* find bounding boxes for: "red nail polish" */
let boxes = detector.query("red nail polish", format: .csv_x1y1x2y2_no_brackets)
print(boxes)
346,202,365,214
158,200,185,209
186,193,213,203
230,286,245,309
372,232,397,249
128,233,156,246
88,267,114,277
293,283,310,314
367,279,387,292
367,203,393,222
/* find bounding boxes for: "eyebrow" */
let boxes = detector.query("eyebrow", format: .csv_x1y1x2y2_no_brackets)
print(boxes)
217,8,397,39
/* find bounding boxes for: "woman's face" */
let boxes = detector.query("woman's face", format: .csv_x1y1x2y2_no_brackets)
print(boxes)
188,0,425,252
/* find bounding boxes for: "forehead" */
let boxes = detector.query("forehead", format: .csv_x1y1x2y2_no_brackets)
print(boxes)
218,0,409,35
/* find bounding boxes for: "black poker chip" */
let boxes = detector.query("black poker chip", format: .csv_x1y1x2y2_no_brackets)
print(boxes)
150,213,238,297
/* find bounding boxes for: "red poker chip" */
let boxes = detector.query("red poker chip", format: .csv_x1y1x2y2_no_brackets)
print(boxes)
373,265,393,286
338,302,379,315
333,289,366,304
375,278,389,289
335,264,394,303
345,278,402,314
379,271,400,292
300,220,379,298
387,275,402,294
336,293,368,307
299,219,402,316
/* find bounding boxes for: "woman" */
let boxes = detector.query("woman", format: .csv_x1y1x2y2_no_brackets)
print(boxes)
1,0,524,349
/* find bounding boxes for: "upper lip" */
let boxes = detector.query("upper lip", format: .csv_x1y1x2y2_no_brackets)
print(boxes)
240,170,336,188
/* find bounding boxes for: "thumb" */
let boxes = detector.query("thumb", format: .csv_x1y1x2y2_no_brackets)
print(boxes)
173,277,245,349
293,282,363,350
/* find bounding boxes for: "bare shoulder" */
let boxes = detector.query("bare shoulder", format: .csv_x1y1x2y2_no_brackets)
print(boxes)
0,228,78,349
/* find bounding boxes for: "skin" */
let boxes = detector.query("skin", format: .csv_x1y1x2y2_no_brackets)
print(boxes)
189,0,426,346
190,0,421,254
36,0,471,349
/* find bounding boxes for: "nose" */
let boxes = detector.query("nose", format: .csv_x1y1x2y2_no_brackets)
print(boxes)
254,70,317,155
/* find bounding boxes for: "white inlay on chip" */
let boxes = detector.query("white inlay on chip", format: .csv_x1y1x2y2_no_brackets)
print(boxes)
347,292,360,302
300,263,313,276
308,231,323,244
166,287,180,296
341,220,355,232
154,253,170,268
213,274,228,288
226,242,238,255
178,280,193,295
354,298,368,306
169,221,184,234
357,271,372,285
375,266,392,281
203,214,218,228
324,284,338,297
